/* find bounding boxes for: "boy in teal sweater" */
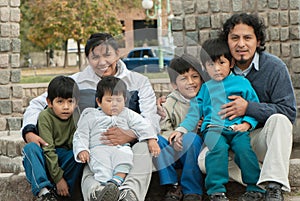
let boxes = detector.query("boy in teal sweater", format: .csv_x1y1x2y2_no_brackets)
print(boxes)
170,38,265,201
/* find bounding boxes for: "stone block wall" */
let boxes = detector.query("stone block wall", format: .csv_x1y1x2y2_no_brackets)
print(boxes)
171,0,300,142
0,0,22,133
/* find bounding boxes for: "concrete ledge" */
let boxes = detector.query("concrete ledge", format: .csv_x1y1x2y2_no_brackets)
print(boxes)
0,172,34,201
1,160,300,201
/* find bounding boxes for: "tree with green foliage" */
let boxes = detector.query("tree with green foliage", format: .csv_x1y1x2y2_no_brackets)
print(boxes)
20,0,140,68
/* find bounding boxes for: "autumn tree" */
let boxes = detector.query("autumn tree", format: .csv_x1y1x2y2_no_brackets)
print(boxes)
21,0,140,68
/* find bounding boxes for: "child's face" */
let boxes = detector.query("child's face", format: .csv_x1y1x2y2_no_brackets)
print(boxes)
205,55,233,81
47,97,77,120
172,68,202,99
96,92,125,116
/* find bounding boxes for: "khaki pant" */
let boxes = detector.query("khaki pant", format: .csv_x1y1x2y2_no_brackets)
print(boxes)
198,114,293,191
81,141,152,201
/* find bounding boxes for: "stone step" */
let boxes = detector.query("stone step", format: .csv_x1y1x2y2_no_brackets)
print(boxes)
0,131,25,173
0,172,299,201
0,172,34,201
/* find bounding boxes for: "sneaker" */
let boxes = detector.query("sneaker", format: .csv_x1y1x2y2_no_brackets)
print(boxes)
164,185,183,201
238,191,265,201
183,194,202,201
266,183,284,201
209,193,229,201
90,182,120,201
37,192,58,201
119,189,138,201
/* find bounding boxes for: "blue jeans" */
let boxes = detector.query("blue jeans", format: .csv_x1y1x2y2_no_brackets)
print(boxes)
22,142,83,196
155,132,204,195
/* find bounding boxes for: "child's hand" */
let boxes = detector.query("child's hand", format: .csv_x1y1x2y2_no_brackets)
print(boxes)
232,122,251,132
168,131,183,151
148,139,161,157
78,150,90,163
197,118,203,130
157,96,167,120
56,178,69,197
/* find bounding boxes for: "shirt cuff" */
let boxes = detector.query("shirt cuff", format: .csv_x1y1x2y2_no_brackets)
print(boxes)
175,127,188,134
22,124,38,143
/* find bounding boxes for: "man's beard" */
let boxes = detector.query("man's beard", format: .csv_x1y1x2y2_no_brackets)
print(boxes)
236,56,248,65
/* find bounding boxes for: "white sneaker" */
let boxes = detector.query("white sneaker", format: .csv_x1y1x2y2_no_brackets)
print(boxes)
118,189,138,201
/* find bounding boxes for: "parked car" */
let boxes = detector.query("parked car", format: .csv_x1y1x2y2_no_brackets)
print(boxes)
122,47,173,73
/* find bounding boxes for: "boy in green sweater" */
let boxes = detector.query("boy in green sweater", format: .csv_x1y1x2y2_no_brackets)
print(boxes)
22,75,83,201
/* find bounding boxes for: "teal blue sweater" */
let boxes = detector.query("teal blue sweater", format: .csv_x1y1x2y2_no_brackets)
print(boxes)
180,73,259,133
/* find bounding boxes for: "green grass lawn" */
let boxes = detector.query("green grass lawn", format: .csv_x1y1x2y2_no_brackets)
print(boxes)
21,75,59,83
20,71,169,83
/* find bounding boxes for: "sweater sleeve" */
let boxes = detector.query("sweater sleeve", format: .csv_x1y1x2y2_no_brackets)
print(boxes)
240,79,260,130
135,76,161,134
38,111,64,184
73,109,92,163
127,109,158,141
159,97,178,139
245,57,296,124
178,95,202,132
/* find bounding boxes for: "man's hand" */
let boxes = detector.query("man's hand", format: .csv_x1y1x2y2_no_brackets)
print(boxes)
157,96,167,120
56,178,70,197
78,150,90,163
25,132,48,147
218,95,248,120
101,127,136,146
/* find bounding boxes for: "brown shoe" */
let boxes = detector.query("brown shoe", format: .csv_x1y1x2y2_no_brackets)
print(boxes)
183,194,202,201
164,185,183,201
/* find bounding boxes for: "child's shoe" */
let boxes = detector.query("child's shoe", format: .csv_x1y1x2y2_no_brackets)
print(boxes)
37,192,58,201
164,184,183,201
90,181,120,201
209,193,229,201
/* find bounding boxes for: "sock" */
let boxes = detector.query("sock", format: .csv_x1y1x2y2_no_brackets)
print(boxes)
173,182,179,186
268,182,282,188
38,187,50,197
109,175,124,186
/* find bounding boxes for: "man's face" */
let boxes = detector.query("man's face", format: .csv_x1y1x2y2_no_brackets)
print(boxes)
227,23,260,70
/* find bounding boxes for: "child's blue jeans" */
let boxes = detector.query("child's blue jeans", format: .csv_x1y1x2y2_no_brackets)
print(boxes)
155,132,204,195
22,142,83,196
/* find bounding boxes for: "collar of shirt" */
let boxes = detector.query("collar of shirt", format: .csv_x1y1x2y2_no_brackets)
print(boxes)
233,52,260,76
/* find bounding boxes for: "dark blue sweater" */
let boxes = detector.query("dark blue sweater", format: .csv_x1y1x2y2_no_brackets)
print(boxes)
239,52,297,126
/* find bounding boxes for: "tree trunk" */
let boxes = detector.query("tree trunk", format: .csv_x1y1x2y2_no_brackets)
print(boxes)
77,39,82,70
63,40,68,68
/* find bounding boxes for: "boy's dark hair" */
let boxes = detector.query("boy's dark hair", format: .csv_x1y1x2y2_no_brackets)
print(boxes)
96,76,127,103
200,38,233,68
47,76,79,103
167,53,209,83
85,32,119,57
220,13,266,53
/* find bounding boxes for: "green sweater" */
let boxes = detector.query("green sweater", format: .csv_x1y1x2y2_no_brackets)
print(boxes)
38,107,77,183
